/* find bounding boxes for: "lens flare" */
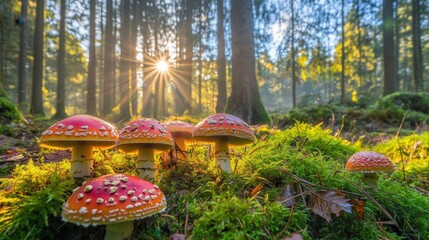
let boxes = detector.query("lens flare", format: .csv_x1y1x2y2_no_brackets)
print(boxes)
156,60,169,73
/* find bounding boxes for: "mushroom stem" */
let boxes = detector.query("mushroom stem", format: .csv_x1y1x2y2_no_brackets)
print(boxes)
137,147,155,180
215,140,231,173
362,173,379,191
104,221,134,240
175,138,186,153
71,144,93,178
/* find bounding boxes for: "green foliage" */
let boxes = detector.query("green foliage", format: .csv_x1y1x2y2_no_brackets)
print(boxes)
0,160,74,240
0,97,22,135
191,195,309,239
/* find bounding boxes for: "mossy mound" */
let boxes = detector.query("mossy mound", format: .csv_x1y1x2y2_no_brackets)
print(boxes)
1,122,429,239
0,97,23,136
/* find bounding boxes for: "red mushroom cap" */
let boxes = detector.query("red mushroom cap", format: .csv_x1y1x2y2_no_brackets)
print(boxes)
162,121,194,139
39,114,118,150
62,174,167,226
116,118,174,154
192,113,255,145
346,151,395,173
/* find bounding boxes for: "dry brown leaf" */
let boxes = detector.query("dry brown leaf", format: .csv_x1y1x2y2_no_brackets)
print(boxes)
350,196,366,220
250,183,264,197
308,190,352,222
281,233,303,240
282,184,297,207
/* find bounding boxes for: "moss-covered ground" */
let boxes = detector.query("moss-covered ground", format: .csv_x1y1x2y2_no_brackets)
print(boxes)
0,92,428,240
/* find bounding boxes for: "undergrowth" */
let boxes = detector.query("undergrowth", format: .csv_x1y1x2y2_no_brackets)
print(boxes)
0,122,428,239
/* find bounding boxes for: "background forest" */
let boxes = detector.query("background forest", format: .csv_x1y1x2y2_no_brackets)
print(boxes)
1,0,428,121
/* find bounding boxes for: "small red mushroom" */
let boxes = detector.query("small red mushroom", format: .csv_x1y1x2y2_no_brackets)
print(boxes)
39,114,118,178
193,113,255,173
62,174,166,240
162,120,194,152
346,151,395,190
116,118,174,180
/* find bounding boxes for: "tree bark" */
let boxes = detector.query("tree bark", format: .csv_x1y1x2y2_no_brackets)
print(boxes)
102,0,114,115
215,0,227,113
119,0,131,120
18,0,28,108
412,0,423,91
225,0,269,124
383,0,397,96
87,0,97,115
183,0,193,114
130,0,138,115
53,0,67,119
291,0,297,108
30,0,45,116
340,0,346,103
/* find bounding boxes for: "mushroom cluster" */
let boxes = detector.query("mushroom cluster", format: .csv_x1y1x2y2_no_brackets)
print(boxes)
346,151,395,190
62,174,166,239
117,118,173,180
193,113,255,173
39,114,118,178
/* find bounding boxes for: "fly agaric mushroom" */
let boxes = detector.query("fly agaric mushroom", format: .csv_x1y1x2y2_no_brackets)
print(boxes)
193,113,255,173
162,120,194,152
346,151,395,190
116,118,173,180
62,173,166,240
39,114,117,178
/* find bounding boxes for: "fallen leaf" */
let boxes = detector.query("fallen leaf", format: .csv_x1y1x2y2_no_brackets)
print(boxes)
281,233,303,240
281,184,297,207
350,196,366,220
250,183,264,197
308,190,352,222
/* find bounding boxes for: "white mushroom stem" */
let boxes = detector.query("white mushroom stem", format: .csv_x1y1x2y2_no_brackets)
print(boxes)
137,147,155,180
104,221,134,240
70,144,93,178
362,173,379,191
215,140,231,173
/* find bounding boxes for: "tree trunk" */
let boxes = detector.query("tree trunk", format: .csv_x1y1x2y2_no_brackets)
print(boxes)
18,0,28,109
197,1,203,114
291,0,297,108
225,0,269,124
102,0,114,115
53,0,67,119
87,0,97,115
130,0,138,115
119,0,131,120
30,0,45,116
340,0,346,103
383,0,397,96
183,0,193,114
412,0,423,91
215,0,227,113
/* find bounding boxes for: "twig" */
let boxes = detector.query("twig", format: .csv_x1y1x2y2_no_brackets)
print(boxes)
275,206,295,239
337,175,399,227
395,111,408,139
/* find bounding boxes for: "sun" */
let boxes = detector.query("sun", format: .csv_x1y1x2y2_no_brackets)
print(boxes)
156,60,169,73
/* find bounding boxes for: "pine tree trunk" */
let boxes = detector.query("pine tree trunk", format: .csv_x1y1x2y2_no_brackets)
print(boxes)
102,0,114,115
340,0,346,103
130,0,138,115
215,0,227,113
18,0,28,109
119,0,131,120
383,0,397,96
87,0,97,115
30,0,45,116
225,0,269,124
291,0,297,108
412,0,423,91
184,0,193,114
54,0,67,119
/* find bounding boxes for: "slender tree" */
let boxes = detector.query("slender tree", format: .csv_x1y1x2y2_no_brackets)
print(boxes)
216,0,227,113
53,0,67,119
382,0,397,95
130,0,138,115
340,0,346,103
87,0,97,114
225,0,269,124
412,0,423,91
119,0,131,120
30,0,45,116
102,0,114,115
183,0,193,114
18,0,28,108
291,0,297,108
